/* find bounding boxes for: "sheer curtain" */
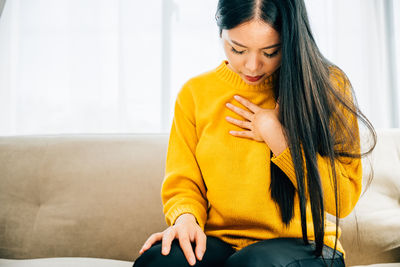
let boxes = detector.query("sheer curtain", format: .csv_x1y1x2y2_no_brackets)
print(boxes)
0,0,398,136
305,0,400,129
0,0,165,135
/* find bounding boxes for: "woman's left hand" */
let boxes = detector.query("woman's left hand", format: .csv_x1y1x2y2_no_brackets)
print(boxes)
225,95,288,155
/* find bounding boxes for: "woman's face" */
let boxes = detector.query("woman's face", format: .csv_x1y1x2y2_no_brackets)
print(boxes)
221,19,282,85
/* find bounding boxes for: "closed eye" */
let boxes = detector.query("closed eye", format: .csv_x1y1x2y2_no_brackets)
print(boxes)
232,46,280,58
231,47,245,54
264,48,280,58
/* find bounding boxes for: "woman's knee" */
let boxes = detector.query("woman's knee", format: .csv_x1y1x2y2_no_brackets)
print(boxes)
133,235,235,267
223,249,277,267
132,239,189,267
223,238,345,267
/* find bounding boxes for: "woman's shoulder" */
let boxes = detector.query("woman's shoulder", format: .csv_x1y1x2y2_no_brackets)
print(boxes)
182,62,222,89
328,65,351,89
175,63,221,102
327,64,353,98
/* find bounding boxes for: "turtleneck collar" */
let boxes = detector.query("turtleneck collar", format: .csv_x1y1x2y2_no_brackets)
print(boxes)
215,60,277,92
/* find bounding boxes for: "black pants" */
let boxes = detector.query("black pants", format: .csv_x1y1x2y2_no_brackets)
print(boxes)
132,236,345,267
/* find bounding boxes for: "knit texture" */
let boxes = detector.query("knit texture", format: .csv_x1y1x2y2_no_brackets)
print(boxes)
161,60,362,259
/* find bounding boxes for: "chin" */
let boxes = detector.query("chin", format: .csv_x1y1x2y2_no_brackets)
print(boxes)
243,80,262,85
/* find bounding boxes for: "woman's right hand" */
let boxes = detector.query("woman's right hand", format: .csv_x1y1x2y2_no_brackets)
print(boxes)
138,213,206,266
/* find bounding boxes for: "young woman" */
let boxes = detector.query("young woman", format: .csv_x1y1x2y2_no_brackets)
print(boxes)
133,0,376,266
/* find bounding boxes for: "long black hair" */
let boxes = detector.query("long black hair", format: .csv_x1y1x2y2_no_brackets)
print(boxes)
216,0,377,265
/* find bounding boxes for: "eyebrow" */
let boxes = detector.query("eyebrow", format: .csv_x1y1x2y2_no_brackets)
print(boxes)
230,39,281,50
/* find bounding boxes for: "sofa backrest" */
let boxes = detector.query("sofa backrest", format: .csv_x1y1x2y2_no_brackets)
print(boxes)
0,134,169,262
0,129,399,265
337,128,400,265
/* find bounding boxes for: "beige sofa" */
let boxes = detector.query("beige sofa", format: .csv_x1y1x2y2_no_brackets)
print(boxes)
0,129,399,267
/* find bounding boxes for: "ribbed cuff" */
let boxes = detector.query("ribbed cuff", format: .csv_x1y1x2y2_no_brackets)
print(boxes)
270,146,298,189
165,204,207,231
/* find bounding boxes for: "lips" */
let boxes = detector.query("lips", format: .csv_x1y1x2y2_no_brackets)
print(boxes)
244,74,264,82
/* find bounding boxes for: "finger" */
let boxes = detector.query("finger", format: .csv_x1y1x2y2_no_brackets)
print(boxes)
225,116,252,130
225,102,253,121
178,235,197,266
195,232,207,261
229,130,254,140
139,233,162,254
161,229,176,256
233,95,261,113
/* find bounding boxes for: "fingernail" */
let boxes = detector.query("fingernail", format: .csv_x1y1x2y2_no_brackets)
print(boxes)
190,257,196,265
234,95,239,99
199,253,203,261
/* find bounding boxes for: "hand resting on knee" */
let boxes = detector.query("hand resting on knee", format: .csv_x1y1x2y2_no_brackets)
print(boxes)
138,213,206,266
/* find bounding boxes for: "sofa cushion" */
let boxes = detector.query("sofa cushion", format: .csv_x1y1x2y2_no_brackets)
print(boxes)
0,257,133,267
1,257,399,267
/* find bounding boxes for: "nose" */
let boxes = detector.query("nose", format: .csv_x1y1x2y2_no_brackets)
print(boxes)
244,53,262,75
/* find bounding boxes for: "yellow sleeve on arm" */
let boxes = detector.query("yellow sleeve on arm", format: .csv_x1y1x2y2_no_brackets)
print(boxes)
161,83,208,231
271,69,362,218
270,143,362,218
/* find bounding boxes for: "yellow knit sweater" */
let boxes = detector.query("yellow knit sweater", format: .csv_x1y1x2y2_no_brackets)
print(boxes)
161,60,362,259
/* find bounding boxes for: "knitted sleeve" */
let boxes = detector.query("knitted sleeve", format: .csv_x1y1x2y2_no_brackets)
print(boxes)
161,81,208,230
270,67,362,218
